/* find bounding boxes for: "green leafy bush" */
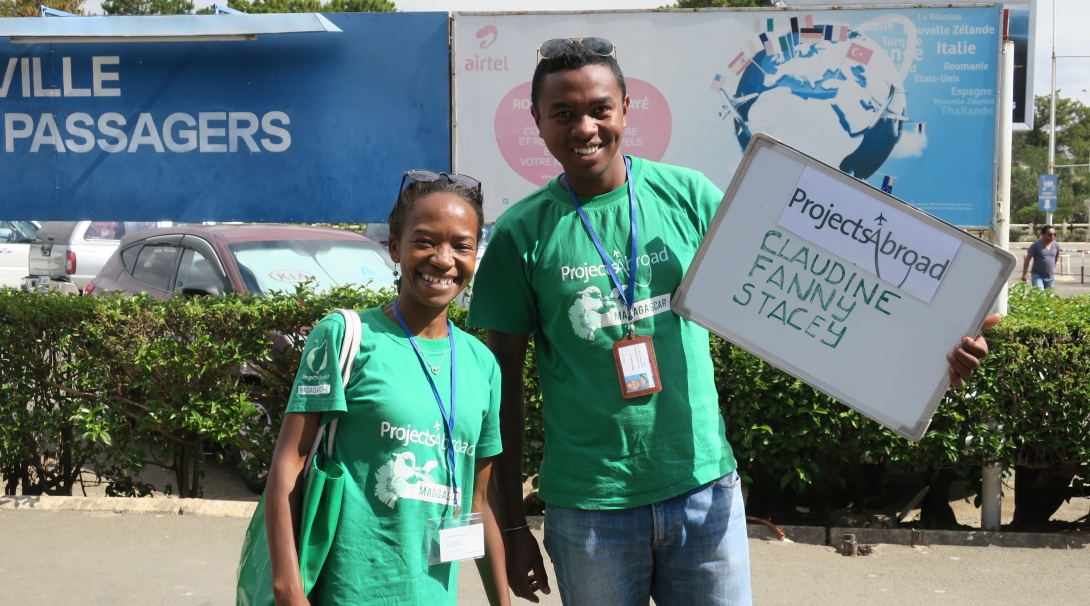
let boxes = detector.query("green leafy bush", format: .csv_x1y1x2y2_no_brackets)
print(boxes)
0,284,1085,530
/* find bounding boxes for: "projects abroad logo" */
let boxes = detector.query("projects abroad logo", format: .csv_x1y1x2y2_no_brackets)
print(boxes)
299,338,331,388
777,167,961,303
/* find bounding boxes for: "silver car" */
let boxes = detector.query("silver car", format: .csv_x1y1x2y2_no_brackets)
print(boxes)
23,221,165,294
0,221,40,288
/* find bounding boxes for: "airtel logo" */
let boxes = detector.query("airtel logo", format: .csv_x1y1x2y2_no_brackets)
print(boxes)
476,25,498,49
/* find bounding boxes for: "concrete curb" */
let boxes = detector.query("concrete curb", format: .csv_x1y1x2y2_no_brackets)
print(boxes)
748,524,828,545
1,499,1086,550
829,526,1090,550
0,495,258,518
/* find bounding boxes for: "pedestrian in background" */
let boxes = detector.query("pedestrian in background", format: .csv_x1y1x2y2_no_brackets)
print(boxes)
1021,225,1062,289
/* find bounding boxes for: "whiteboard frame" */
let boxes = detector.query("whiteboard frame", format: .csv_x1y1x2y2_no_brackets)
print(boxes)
672,133,1016,441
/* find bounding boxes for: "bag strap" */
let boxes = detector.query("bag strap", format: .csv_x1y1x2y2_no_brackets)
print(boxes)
304,309,363,476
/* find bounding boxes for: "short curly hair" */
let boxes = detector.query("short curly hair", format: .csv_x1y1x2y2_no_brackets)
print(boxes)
531,42,626,110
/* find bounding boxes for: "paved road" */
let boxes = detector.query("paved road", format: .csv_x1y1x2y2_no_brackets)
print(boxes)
2,510,1088,605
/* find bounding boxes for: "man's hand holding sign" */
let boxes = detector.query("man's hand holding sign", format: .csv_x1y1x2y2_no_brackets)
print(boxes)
949,313,1000,388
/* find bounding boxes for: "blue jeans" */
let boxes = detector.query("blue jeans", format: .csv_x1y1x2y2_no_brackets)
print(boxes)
1032,273,1054,290
543,471,752,606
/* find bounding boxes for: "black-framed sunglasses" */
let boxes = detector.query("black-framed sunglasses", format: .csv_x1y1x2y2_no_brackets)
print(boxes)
537,37,616,62
397,170,482,204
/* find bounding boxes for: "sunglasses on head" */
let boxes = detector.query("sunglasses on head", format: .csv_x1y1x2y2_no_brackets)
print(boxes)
537,37,617,62
397,170,482,204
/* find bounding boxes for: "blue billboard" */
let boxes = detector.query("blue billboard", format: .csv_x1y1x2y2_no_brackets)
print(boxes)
0,12,451,223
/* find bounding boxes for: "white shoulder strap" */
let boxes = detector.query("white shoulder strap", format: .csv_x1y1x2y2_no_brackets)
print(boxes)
305,309,363,474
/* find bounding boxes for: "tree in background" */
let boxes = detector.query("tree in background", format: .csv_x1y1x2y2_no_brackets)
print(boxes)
102,0,193,14
227,0,394,12
0,0,82,16
667,0,774,7
98,0,395,15
1012,94,1090,227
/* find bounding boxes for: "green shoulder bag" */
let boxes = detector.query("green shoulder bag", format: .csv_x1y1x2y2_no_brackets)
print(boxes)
236,308,361,606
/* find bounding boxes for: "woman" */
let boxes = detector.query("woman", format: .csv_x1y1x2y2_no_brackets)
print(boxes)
265,172,509,606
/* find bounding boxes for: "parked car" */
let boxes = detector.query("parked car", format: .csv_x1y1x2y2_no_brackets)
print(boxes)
89,224,395,493
22,221,164,294
87,223,395,298
361,222,390,246
0,221,40,288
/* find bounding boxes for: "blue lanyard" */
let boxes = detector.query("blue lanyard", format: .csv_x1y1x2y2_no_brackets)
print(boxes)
562,156,639,336
390,300,459,507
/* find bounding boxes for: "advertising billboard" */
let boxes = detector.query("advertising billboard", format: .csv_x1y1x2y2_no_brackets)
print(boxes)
0,12,451,223
712,1,1035,128
453,7,1002,228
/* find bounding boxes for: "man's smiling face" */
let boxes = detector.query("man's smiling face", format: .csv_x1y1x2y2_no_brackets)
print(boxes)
532,64,630,196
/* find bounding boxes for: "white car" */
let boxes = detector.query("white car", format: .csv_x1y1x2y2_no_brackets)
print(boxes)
23,221,166,294
0,221,40,288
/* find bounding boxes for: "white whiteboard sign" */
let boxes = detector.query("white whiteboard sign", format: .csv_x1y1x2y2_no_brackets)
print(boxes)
672,134,1015,441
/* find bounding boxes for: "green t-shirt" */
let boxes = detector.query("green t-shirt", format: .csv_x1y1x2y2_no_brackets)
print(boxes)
467,157,736,510
286,307,502,605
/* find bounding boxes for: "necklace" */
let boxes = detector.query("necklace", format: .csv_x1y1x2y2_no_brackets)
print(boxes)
418,348,447,375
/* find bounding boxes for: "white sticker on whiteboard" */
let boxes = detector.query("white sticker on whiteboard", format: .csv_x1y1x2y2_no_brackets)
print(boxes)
777,167,962,303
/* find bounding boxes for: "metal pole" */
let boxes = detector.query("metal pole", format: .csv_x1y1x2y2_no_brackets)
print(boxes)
982,40,1016,534
1047,0,1057,227
982,464,1003,532
996,40,1013,317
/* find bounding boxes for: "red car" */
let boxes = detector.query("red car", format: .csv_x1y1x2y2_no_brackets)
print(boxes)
88,224,395,298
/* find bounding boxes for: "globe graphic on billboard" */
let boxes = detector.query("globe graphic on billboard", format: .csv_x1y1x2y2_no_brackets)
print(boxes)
718,17,920,181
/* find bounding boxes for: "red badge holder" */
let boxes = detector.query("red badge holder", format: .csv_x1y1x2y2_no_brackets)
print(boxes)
612,334,663,399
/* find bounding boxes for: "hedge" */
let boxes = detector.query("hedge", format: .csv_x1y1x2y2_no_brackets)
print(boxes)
0,283,1086,528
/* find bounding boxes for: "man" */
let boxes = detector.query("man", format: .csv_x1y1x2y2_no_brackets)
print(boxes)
468,39,995,606
1021,225,1062,290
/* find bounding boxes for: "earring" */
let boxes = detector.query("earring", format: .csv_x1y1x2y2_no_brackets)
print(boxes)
393,263,401,289
464,282,473,299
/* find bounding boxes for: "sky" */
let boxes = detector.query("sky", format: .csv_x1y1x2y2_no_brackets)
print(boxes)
77,0,1090,110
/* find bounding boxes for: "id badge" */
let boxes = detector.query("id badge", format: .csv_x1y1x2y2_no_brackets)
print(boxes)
612,335,663,399
426,513,484,565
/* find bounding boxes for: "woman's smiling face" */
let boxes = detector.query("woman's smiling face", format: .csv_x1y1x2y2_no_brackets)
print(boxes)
388,191,479,311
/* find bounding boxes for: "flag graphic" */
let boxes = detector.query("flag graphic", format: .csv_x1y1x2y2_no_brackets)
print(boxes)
800,28,823,40
914,123,927,134
790,17,800,34
824,25,833,41
747,39,760,55
804,14,814,28
759,32,775,55
838,26,849,42
710,73,724,91
767,18,775,32
881,176,896,194
847,43,874,65
754,19,763,33
728,52,750,76
779,35,790,56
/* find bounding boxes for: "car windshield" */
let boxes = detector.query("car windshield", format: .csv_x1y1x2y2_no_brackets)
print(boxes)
228,239,396,295
0,221,39,243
